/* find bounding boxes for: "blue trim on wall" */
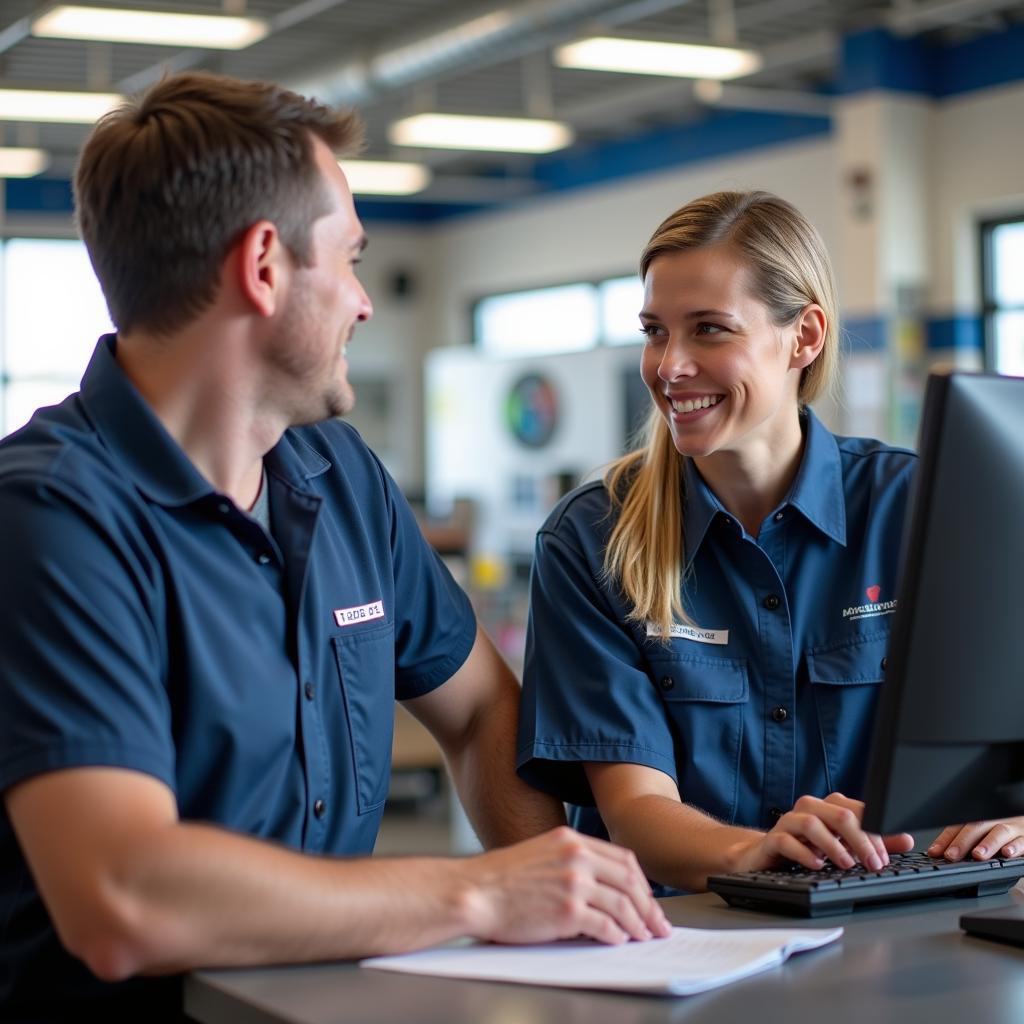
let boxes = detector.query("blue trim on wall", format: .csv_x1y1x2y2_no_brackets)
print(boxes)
3,177,74,215
842,315,984,354
530,110,831,193
843,317,889,353
3,111,832,226
837,24,1024,99
935,22,1024,98
353,198,488,223
339,109,830,223
838,30,935,96
925,315,983,351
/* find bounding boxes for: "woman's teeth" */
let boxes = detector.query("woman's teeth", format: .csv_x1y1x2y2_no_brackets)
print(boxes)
671,395,722,414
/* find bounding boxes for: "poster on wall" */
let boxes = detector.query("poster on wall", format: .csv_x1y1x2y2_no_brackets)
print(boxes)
505,372,560,448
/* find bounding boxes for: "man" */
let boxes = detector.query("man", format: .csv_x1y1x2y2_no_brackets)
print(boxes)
0,72,669,1020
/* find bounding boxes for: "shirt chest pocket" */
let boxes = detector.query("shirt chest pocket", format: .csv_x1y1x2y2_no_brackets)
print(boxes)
332,623,396,815
805,633,889,796
648,653,749,823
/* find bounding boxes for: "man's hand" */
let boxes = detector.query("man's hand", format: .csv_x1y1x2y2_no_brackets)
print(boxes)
727,792,915,874
462,826,671,946
928,817,1024,861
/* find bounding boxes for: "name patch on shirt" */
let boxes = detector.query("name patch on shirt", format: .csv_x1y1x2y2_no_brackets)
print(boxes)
646,623,729,645
333,601,385,627
842,599,897,621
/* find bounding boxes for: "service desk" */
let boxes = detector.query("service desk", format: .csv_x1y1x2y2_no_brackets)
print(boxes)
185,887,1024,1024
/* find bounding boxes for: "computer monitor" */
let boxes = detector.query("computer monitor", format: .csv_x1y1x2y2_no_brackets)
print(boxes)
862,370,1024,836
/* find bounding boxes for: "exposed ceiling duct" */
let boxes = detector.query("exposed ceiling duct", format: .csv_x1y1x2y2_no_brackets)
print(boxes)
287,0,695,105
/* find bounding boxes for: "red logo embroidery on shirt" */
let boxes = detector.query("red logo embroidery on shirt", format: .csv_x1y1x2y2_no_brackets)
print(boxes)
865,585,881,603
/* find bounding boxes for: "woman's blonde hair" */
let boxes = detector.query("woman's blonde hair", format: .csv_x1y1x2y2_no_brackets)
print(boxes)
603,190,840,638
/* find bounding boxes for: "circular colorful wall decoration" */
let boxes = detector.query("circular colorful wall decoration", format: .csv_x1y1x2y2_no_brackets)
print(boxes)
505,373,559,448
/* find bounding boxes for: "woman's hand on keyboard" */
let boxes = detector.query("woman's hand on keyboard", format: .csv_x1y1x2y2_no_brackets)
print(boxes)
928,817,1024,862
727,792,914,874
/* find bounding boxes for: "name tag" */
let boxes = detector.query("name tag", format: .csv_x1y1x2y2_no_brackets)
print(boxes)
334,601,385,627
646,623,730,645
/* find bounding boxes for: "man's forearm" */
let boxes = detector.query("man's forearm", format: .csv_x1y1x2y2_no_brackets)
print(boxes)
70,821,482,980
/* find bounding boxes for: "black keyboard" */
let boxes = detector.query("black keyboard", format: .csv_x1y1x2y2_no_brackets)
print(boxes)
708,852,1024,917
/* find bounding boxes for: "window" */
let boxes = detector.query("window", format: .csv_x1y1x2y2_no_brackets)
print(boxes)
474,274,644,357
475,283,598,358
981,216,1024,376
1,237,113,436
599,276,645,346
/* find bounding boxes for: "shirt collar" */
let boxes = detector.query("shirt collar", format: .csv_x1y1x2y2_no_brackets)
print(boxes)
79,335,213,506
264,430,331,487
79,334,330,505
786,406,846,546
681,406,847,569
681,459,728,573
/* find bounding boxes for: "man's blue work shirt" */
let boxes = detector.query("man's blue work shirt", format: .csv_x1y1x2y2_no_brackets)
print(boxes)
517,409,916,857
0,336,476,1016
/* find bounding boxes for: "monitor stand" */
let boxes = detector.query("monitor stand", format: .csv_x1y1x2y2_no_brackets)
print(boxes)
960,905,1024,947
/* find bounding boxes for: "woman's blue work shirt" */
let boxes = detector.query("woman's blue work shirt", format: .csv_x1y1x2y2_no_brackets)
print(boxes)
517,409,916,843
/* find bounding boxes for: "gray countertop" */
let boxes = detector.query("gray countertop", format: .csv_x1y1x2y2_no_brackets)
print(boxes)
186,887,1024,1024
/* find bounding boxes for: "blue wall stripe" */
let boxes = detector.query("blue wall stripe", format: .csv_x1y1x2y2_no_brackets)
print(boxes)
530,110,831,193
934,22,1024,98
3,177,75,215
837,24,1024,99
842,316,985,354
842,317,889,353
925,315,983,351
837,30,935,96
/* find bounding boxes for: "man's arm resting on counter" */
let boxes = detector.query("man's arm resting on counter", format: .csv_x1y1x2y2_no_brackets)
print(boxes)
403,624,566,847
7,765,669,983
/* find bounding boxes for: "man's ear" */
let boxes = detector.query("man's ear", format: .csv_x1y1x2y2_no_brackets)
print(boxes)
236,221,287,318
790,303,827,370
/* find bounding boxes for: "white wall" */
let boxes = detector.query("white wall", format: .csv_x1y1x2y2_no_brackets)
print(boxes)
930,81,1024,317
427,138,838,347
344,222,434,488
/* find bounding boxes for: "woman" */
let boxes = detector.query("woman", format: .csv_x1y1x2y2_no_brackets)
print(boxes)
516,190,1023,893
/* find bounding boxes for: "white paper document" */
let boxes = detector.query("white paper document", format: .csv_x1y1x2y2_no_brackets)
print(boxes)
362,925,843,996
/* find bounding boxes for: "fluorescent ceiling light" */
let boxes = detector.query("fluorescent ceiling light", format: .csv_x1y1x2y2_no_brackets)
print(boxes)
340,160,432,196
0,147,50,177
555,36,761,80
0,88,121,123
389,113,573,154
32,5,268,49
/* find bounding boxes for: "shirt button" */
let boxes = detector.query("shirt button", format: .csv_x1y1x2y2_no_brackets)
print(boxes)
763,594,781,610
881,656,888,671
313,799,326,819
774,511,784,522
217,501,230,515
769,806,784,820
257,552,271,565
771,706,789,723
659,676,675,692
304,681,315,701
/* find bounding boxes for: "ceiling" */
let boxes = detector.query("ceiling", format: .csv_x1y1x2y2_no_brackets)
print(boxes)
2,0,1023,209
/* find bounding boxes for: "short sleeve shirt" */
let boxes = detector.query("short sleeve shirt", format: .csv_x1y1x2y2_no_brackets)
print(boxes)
517,409,916,847
0,335,477,1015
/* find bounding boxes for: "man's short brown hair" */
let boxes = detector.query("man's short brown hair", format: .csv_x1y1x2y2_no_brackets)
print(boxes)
74,71,363,336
